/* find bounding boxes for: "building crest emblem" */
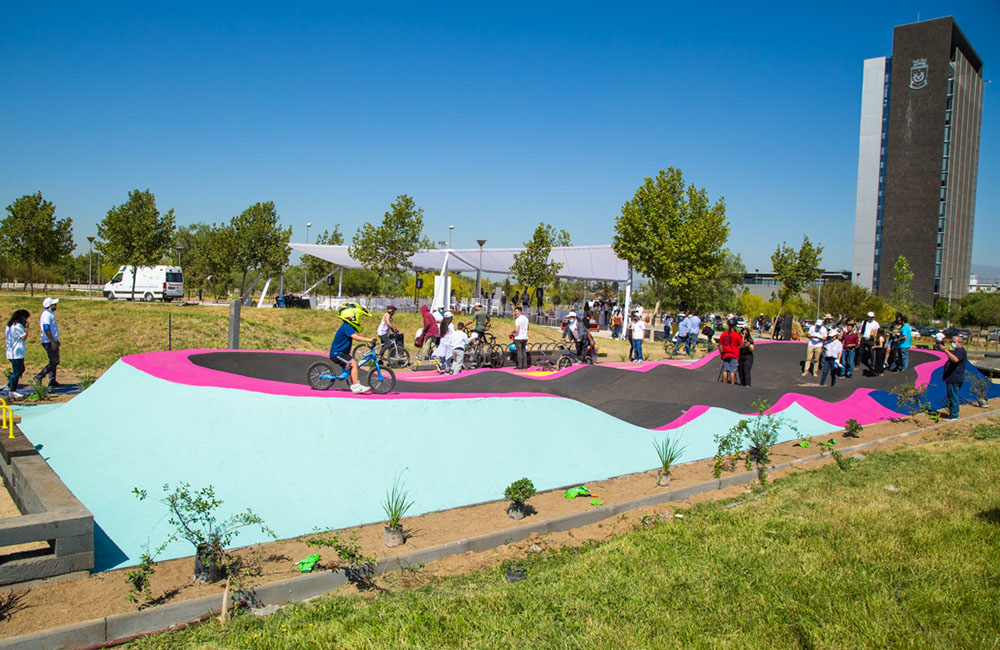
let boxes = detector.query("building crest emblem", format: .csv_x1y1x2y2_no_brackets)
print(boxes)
909,58,928,90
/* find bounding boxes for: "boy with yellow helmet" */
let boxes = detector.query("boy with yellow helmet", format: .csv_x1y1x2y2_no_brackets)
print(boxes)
330,304,376,394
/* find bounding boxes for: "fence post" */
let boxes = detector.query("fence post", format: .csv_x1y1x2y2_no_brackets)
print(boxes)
228,299,241,350
168,312,172,351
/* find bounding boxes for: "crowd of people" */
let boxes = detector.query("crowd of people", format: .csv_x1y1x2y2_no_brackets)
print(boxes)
4,297,65,399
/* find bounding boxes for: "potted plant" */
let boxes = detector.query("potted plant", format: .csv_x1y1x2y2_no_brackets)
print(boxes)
504,478,536,520
135,483,275,584
382,474,414,547
653,436,687,486
971,374,991,408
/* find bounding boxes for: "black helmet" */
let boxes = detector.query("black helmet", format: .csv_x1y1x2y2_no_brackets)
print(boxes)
728,317,738,329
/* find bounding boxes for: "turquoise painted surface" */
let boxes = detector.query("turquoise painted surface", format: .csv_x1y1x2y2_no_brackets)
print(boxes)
16,361,840,570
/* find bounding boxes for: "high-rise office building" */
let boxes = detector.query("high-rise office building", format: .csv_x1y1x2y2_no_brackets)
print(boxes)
852,17,984,306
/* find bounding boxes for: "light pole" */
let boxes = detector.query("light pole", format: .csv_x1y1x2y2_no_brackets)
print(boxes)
304,222,312,292
948,276,954,326
87,236,95,299
448,225,454,249
175,243,185,267
476,239,487,301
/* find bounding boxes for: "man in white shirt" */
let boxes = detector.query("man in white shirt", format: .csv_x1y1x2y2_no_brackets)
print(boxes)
35,297,63,387
819,329,843,387
631,313,646,363
859,311,880,371
511,306,529,369
685,312,701,357
803,319,827,377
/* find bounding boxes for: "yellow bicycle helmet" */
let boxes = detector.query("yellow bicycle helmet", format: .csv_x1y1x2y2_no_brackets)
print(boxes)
337,302,372,332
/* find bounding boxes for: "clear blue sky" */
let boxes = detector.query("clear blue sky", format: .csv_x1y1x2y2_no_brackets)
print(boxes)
2,1,997,273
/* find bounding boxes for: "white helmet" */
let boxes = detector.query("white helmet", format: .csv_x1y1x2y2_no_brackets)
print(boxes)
568,311,577,318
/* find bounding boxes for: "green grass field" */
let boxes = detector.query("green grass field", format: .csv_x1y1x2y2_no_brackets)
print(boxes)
0,296,673,380
126,423,1000,649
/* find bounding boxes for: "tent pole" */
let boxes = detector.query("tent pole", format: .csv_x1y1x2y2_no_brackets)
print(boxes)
623,264,633,320
337,267,343,297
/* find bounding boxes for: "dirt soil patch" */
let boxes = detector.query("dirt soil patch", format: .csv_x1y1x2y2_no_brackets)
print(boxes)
0,406,995,639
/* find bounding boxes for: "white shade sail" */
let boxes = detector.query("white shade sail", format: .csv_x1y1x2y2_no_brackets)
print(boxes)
288,243,630,282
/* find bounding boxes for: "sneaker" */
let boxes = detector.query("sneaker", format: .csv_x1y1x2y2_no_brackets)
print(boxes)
8,391,22,399
350,383,371,394
49,381,64,389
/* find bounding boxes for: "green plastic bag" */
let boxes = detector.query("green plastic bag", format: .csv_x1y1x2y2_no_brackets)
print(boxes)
297,553,321,573
564,486,591,499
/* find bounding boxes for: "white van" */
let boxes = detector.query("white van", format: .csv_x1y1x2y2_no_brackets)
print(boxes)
103,266,184,302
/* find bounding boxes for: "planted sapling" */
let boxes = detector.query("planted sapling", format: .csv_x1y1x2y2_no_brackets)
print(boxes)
504,478,536,520
843,418,863,438
653,436,687,486
382,474,414,547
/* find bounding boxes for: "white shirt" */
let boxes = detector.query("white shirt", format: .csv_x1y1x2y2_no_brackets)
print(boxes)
568,320,580,339
632,319,645,340
5,323,26,360
823,339,843,359
377,315,392,336
861,319,880,339
451,330,469,350
807,325,827,347
40,308,59,344
514,314,529,340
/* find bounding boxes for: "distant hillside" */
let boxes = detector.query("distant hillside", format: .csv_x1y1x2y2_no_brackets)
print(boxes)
971,264,1000,282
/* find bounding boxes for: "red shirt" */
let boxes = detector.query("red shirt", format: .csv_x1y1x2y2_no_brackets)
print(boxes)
842,331,859,348
719,331,742,360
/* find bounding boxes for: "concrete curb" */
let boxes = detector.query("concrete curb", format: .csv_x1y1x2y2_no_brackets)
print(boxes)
3,407,998,649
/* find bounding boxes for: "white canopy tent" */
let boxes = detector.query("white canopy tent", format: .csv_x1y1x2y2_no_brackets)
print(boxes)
287,243,633,314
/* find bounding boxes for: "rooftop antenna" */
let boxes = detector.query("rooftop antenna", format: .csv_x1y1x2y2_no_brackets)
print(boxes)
917,5,920,21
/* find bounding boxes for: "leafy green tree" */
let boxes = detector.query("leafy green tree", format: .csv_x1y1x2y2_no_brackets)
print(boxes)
1,192,75,295
613,168,729,311
97,189,175,300
888,255,914,315
349,195,425,300
959,292,1000,329
302,227,344,287
511,222,565,308
805,281,888,321
770,235,823,312
911,301,935,326
173,223,234,300
688,251,745,312
226,201,292,295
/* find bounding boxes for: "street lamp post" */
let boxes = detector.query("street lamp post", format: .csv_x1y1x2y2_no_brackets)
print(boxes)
449,225,454,249
476,239,487,301
87,236,95,299
304,222,312,292
175,243,185,267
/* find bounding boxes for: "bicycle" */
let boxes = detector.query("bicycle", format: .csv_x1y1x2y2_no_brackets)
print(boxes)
307,348,397,394
351,332,410,369
556,342,595,370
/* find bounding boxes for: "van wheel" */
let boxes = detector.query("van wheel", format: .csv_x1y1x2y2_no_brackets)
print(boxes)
144,292,154,302
106,292,115,301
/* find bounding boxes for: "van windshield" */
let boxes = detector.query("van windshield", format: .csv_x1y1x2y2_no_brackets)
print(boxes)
166,273,183,282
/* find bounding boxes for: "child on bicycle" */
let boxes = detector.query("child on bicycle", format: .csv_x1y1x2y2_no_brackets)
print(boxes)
330,305,376,394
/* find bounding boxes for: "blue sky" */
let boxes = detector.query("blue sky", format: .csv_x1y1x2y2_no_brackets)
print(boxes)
2,1,997,273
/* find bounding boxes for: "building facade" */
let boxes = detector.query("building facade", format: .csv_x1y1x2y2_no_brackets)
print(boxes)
852,17,984,306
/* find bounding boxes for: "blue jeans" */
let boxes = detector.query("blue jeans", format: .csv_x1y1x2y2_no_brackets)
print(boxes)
672,334,687,355
685,334,696,356
819,357,838,386
632,339,643,361
842,349,855,377
897,348,909,372
946,382,962,419
8,358,24,392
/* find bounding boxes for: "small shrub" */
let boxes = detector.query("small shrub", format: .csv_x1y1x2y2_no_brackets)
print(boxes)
504,478,536,506
713,425,745,478
890,382,929,417
29,379,49,401
970,374,991,404
844,418,863,438
0,590,26,622
715,398,796,484
653,436,687,475
306,530,377,589
79,371,97,391
123,547,160,609
382,474,414,529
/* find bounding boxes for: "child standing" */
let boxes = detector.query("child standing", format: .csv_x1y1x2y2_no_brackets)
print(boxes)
5,310,29,398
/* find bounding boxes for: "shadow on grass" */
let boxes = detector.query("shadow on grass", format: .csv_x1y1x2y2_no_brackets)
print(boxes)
975,507,1000,526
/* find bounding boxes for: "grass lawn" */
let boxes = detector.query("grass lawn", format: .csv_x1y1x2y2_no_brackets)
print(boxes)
0,296,687,380
126,423,1000,649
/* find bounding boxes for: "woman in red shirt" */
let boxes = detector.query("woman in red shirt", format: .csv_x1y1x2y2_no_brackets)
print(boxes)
841,322,859,379
718,318,743,385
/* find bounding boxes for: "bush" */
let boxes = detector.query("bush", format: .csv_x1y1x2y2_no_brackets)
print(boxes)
382,474,414,529
844,418,863,438
653,436,687,475
890,382,929,417
504,478,536,506
714,398,796,484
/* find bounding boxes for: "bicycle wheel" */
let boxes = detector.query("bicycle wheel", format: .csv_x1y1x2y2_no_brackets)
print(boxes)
492,344,508,368
464,347,485,370
306,361,337,390
366,364,396,394
352,344,373,361
557,355,572,370
382,343,410,369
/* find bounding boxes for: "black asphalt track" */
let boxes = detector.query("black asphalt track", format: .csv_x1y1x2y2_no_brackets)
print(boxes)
189,345,931,428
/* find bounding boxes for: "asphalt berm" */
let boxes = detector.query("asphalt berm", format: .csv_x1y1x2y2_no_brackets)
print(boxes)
190,344,928,428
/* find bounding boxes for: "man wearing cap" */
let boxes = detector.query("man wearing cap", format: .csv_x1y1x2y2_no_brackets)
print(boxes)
34,297,63,388
819,329,843,387
562,310,587,358
803,319,827,377
469,302,490,342
859,311,880,371
937,334,967,420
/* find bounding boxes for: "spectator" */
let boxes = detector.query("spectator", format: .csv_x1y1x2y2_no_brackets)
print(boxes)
872,330,887,376
612,309,623,339
631,312,645,364
859,311,880,371
521,290,530,313
889,312,912,372
685,311,701,356
450,323,469,375
5,309,29,399
671,312,688,355
563,311,588,357
432,311,456,370
738,327,755,387
511,306,529,369
701,319,715,354
663,313,673,343
841,322,859,379
501,291,507,314
416,305,439,360
468,302,490,342
802,319,827,377
717,318,742,385
938,334,967,420
33,297,62,388
819,329,843,387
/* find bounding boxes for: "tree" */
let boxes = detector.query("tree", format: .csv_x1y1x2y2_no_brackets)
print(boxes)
302,227,344,288
227,201,292,295
173,223,234,300
1,192,75,295
888,255,914,315
770,235,823,311
97,189,175,300
613,168,729,311
510,222,565,309
804,281,888,321
349,195,425,300
959,292,1000,329
687,251,745,312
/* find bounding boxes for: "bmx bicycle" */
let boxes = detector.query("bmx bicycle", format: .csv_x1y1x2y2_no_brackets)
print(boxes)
306,348,397,394
351,332,410,369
